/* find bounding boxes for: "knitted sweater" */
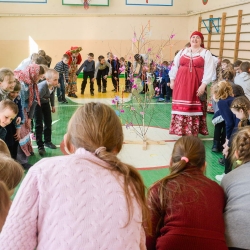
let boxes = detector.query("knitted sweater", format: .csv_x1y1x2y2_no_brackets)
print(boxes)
221,162,250,249
0,148,146,250
146,168,228,250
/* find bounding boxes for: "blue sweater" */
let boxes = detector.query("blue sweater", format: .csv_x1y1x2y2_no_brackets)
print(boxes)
217,96,238,139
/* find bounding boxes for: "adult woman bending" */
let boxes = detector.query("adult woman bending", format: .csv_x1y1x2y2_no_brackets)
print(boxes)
169,31,214,136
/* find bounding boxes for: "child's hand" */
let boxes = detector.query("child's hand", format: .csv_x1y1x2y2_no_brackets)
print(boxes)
223,145,229,158
91,78,95,82
104,75,107,79
16,117,21,125
65,82,68,88
14,128,21,141
167,82,170,86
51,107,56,113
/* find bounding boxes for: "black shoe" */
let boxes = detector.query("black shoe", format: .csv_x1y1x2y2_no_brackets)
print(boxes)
81,90,84,94
22,163,33,170
98,87,101,93
30,151,35,156
68,93,72,97
44,142,57,149
71,93,78,98
112,89,117,92
218,157,225,166
90,91,94,96
62,99,68,104
58,96,63,102
38,147,46,156
139,91,145,94
102,88,106,93
212,140,220,152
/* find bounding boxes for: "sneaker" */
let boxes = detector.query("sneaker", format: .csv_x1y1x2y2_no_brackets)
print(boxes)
62,100,68,104
158,98,165,102
22,163,33,170
30,151,35,156
215,173,225,182
90,91,94,96
139,91,145,94
38,147,46,156
30,133,36,141
218,158,225,166
44,142,57,149
58,96,63,102
71,93,78,98
165,99,171,103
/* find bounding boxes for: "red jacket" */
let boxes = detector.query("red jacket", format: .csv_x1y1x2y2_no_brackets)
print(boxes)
146,168,228,250
65,47,82,66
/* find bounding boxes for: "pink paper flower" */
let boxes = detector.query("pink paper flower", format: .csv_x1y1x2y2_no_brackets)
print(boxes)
132,84,138,89
131,107,135,111
140,112,145,115
170,34,176,39
147,48,152,52
120,109,125,113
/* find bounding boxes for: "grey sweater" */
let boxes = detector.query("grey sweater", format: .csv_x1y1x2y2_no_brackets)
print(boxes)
37,80,55,107
94,61,112,78
221,162,250,249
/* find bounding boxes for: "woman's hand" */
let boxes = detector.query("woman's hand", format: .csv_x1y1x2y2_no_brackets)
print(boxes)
197,83,206,96
170,80,175,89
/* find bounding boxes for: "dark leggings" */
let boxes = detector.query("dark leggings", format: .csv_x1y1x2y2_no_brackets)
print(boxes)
214,121,226,145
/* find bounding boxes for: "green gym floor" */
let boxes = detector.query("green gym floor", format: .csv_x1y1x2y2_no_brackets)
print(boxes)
14,78,224,197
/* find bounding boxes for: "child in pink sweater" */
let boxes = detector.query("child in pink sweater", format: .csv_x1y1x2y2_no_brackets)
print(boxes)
0,102,148,250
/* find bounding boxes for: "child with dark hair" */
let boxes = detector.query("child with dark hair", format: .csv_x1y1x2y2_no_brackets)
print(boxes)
146,136,227,250
119,57,132,93
107,52,120,92
158,61,171,102
93,55,112,93
54,54,69,104
222,126,250,250
5,80,24,159
77,53,95,96
233,60,242,76
234,61,250,100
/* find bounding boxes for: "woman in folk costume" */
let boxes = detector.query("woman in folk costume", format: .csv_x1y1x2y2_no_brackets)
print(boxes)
65,46,82,98
14,64,45,169
169,31,214,136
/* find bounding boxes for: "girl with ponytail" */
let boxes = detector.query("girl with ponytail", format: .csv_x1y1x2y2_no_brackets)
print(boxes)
222,126,250,249
146,136,227,250
0,102,148,250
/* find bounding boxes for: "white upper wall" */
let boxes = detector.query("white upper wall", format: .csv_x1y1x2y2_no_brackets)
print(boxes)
0,0,189,15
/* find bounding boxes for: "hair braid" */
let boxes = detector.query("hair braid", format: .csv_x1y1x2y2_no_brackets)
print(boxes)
231,127,250,166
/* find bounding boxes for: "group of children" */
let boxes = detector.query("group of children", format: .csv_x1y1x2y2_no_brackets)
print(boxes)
208,58,250,182
53,50,172,103
1,47,250,249
0,101,249,250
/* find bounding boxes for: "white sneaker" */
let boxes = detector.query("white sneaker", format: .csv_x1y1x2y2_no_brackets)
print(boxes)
215,173,225,182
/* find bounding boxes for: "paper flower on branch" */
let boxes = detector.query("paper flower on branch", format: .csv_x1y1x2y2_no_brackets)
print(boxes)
140,112,145,115
132,84,138,89
170,34,176,39
147,48,152,52
112,96,119,105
